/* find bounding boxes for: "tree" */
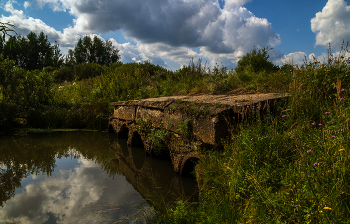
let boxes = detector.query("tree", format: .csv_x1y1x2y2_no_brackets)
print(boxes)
51,41,64,68
72,35,120,66
74,38,87,64
65,49,75,67
235,47,279,74
1,31,63,70
0,22,17,48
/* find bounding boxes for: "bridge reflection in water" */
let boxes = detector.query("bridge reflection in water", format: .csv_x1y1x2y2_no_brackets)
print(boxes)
109,133,199,208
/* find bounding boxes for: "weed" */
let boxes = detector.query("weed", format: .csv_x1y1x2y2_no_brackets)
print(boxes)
167,119,173,128
215,102,223,108
175,119,191,139
203,108,210,116
169,105,176,111
175,99,183,104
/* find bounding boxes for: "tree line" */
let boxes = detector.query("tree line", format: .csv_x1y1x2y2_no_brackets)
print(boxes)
0,31,121,71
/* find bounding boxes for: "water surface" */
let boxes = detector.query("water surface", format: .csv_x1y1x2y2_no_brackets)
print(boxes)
0,131,198,224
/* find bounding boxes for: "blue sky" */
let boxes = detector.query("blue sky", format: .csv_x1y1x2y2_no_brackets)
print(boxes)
0,0,349,70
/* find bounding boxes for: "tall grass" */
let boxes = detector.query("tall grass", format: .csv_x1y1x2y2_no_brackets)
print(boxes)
149,47,350,223
1,44,350,222
0,56,291,131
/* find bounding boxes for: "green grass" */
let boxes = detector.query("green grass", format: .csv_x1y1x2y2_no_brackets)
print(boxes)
1,47,350,223
146,49,350,223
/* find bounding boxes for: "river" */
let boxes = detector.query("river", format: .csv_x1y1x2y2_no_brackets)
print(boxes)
0,131,198,224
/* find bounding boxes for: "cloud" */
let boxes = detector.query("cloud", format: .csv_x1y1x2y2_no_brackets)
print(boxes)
1,0,282,69
0,1,80,49
25,0,279,66
311,0,350,48
278,49,350,66
279,52,306,65
63,0,281,54
23,1,31,9
224,0,253,8
0,156,148,224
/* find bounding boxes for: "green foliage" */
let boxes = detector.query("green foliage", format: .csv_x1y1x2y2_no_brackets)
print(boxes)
73,35,120,66
0,22,17,48
235,47,279,75
202,108,210,116
1,39,350,223
53,66,74,83
0,47,292,132
136,117,170,155
175,119,191,139
74,62,106,81
215,102,222,108
1,31,64,70
150,46,350,224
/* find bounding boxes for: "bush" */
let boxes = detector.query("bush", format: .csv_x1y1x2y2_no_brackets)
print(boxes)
235,47,279,75
74,62,105,80
53,66,75,83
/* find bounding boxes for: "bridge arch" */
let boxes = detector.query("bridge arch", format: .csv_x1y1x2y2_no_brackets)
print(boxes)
117,124,129,139
130,130,144,148
180,156,200,177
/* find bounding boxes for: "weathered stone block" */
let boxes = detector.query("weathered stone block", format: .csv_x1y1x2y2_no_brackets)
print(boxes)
192,116,217,145
163,109,192,132
112,106,136,121
136,106,164,128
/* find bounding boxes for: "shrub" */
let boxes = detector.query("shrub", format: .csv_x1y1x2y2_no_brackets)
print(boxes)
53,66,75,83
235,47,279,75
74,62,105,80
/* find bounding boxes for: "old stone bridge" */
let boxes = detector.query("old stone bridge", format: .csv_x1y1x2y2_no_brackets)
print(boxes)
108,93,289,176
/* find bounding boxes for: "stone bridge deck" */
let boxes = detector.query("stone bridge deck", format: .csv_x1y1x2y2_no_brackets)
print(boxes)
108,93,289,175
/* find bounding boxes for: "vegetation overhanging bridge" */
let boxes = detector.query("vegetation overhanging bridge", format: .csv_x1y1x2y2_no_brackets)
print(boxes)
108,93,289,176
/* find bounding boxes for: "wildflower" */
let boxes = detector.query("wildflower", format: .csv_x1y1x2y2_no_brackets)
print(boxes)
339,97,344,100
282,115,286,118
332,136,336,138
341,88,345,92
290,136,293,139
307,150,311,153
323,206,332,210
325,112,330,114
250,197,254,200
318,123,322,126
311,122,316,125
313,163,318,166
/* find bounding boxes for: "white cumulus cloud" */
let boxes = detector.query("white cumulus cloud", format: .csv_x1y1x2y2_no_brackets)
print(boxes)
279,52,306,65
311,0,350,48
